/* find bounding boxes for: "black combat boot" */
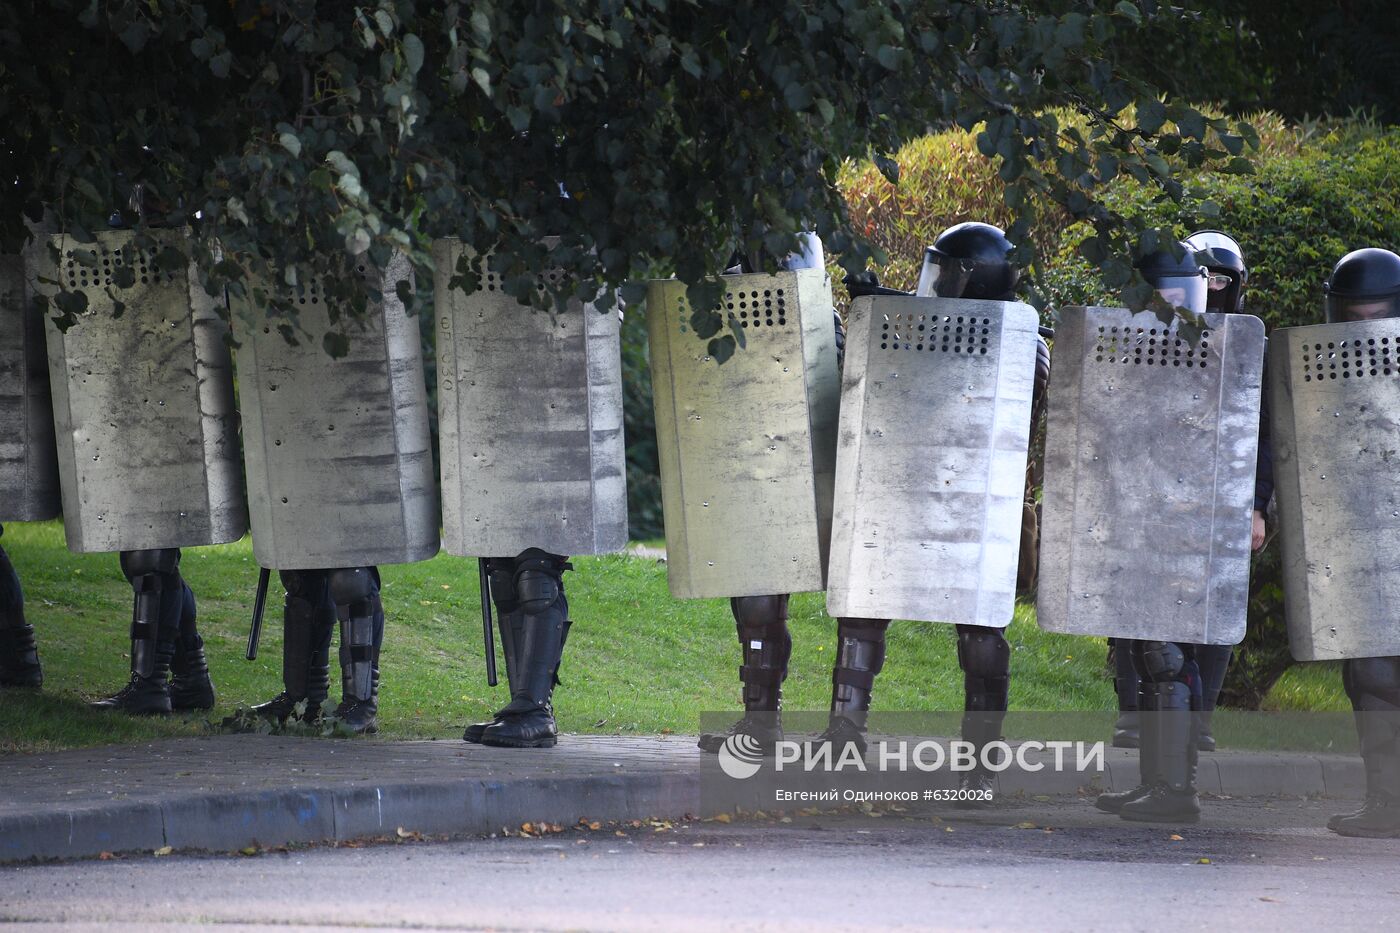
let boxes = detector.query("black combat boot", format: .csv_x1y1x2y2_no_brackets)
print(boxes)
810,618,889,758
698,595,791,755
954,626,1010,809
248,572,335,726
481,553,572,749
1096,680,1157,813
330,567,383,736
1119,682,1201,824
0,542,42,688
92,551,184,715
464,558,522,744
1111,640,1140,749
168,582,215,711
1329,673,1400,838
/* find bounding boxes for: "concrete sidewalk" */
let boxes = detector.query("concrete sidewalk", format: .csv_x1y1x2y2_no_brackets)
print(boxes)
0,734,1365,864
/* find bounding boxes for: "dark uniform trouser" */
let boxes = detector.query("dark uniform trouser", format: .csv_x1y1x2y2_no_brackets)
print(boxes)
0,526,42,685
1343,657,1400,798
1128,640,1200,792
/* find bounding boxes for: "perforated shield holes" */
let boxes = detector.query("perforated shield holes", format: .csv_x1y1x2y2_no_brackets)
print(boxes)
1300,336,1398,381
62,244,180,295
878,312,994,355
1093,325,1212,369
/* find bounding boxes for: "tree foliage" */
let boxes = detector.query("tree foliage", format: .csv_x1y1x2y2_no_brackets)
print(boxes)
1,0,1260,356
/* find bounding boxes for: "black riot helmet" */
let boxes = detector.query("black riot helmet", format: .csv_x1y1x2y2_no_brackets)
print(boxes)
1137,243,1209,315
916,222,1018,301
1324,248,1400,323
1185,230,1247,313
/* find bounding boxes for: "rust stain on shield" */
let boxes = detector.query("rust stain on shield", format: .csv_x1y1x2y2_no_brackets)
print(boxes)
1037,306,1264,645
647,270,840,598
40,232,247,552
827,296,1040,626
0,255,60,521
1270,318,1400,660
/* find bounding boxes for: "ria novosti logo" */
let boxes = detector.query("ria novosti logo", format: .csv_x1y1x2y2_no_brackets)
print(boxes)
717,733,766,779
713,738,1106,780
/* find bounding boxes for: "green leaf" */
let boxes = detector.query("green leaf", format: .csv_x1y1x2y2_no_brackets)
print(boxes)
402,34,424,75
1113,1,1142,24
470,67,492,96
707,334,736,364
322,331,350,358
278,131,302,158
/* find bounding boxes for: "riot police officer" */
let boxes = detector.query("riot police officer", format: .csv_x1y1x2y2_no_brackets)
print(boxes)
809,222,1049,807
1093,243,1268,823
0,531,41,688
696,233,835,754
462,550,573,748
1318,247,1400,837
1109,230,1271,752
248,567,383,734
90,548,215,715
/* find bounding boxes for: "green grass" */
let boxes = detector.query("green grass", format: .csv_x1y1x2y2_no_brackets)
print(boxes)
0,520,1347,753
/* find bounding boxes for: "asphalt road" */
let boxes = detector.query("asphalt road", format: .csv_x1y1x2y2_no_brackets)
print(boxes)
2,795,1397,932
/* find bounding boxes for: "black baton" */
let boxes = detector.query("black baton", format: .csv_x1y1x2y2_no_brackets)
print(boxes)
246,567,271,661
479,558,498,686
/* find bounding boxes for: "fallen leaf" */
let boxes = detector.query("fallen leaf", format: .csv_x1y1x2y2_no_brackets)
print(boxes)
1169,834,1184,841
239,847,259,857
153,846,173,857
944,827,955,833
1196,857,1211,864
710,813,732,824
98,851,115,860
521,822,535,834
614,830,627,837
1014,822,1037,830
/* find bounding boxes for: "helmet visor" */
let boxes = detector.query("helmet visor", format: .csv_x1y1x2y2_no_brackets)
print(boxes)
916,255,973,299
1326,294,1400,323
1152,274,1209,315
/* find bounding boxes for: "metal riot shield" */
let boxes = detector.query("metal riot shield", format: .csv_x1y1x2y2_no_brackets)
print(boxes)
826,296,1040,625
1037,306,1265,645
230,254,439,570
40,232,246,552
432,239,627,557
0,255,60,521
647,270,840,599
1269,318,1400,660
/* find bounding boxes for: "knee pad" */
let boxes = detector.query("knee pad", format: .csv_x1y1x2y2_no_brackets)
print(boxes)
957,626,1010,680
1344,657,1400,711
1132,640,1188,685
731,595,789,636
515,568,562,616
328,566,379,606
120,548,181,582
